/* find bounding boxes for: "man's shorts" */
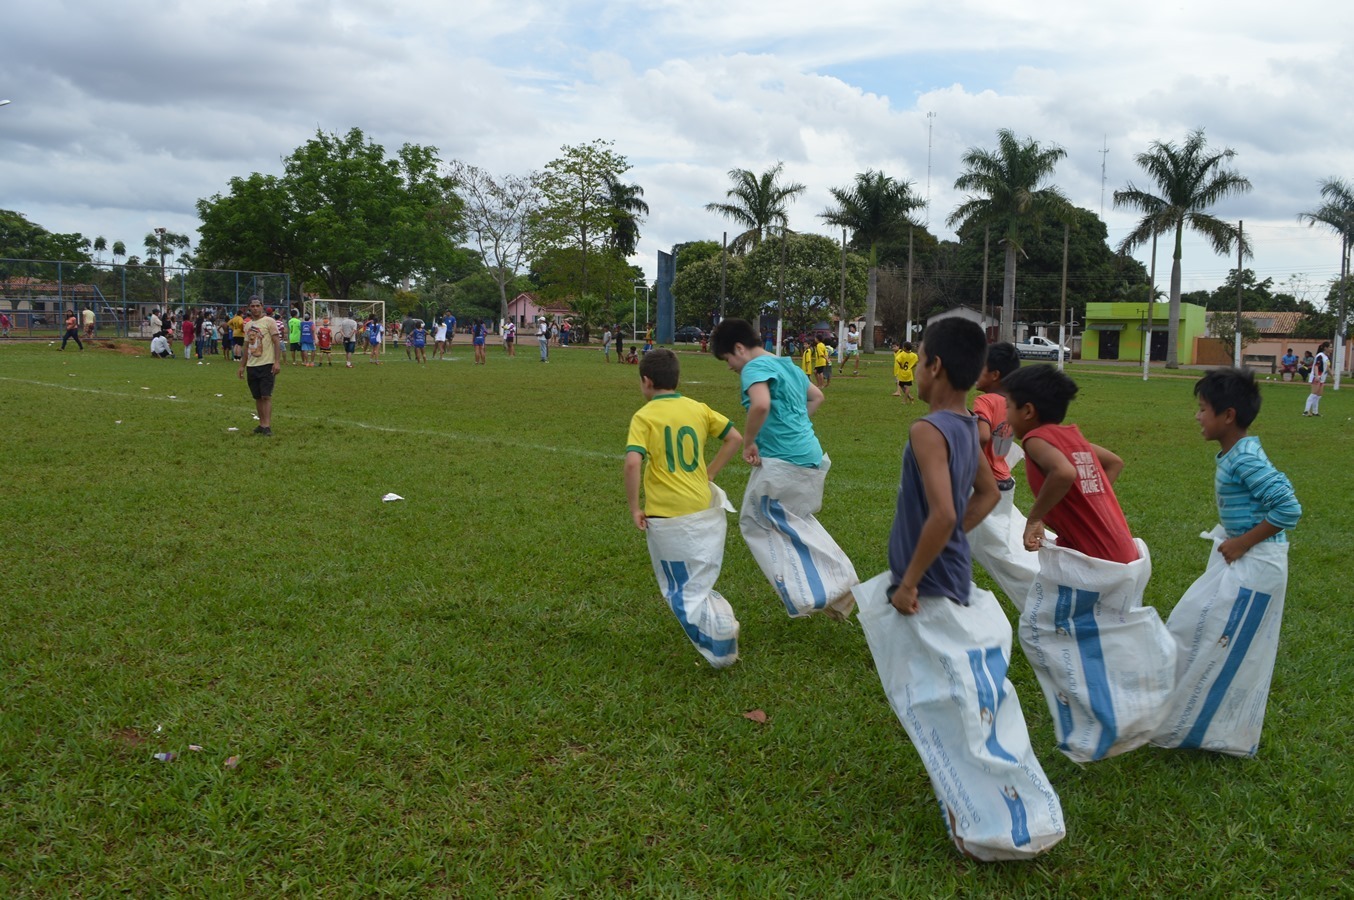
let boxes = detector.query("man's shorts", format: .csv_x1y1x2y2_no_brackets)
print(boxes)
815,366,828,376
247,365,276,399
300,341,315,352
289,341,302,351
344,340,356,353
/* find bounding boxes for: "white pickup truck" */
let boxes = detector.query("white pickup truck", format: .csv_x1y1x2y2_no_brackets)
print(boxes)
1015,335,1070,361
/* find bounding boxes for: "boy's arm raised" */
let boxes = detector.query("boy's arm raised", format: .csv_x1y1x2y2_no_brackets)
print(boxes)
890,420,957,616
1021,436,1075,550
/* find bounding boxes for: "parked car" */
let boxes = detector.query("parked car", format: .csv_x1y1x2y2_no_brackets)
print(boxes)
674,325,705,343
1015,335,1070,361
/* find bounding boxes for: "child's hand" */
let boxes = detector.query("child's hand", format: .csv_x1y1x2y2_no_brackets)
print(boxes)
1023,519,1046,551
743,441,761,467
890,582,919,615
631,509,648,531
1218,537,1248,563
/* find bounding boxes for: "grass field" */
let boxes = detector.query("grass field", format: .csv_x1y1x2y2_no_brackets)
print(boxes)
1,339,1351,897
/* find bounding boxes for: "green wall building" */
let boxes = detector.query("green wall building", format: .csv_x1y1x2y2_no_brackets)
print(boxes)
1082,301,1207,364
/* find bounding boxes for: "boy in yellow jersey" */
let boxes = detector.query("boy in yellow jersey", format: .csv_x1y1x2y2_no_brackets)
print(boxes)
893,340,918,402
813,336,831,388
801,341,814,377
625,349,744,667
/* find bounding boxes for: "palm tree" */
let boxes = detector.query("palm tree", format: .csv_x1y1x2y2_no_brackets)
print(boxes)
603,174,649,259
93,236,107,263
821,170,926,353
1298,177,1354,375
706,162,806,253
144,230,191,309
112,241,126,265
1114,129,1252,368
948,129,1070,343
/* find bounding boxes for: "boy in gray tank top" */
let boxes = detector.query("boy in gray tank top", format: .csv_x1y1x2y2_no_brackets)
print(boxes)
887,318,999,614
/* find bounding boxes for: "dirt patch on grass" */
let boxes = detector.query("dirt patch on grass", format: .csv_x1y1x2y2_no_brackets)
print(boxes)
110,726,146,747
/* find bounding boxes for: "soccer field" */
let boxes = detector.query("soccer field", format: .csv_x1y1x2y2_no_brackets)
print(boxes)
2,341,1351,895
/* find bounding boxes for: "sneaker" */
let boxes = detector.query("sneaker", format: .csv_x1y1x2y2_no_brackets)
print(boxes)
257,426,272,436
252,425,266,434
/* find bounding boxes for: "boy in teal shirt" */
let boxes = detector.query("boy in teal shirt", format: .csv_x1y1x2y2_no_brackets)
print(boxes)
709,318,857,619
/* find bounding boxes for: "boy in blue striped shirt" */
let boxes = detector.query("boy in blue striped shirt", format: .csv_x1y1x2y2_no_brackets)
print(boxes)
1194,369,1302,562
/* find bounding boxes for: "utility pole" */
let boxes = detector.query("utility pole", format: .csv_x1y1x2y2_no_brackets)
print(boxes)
1058,222,1069,372
925,112,936,225
839,229,847,347
906,227,915,344
1234,220,1244,368
1142,234,1157,381
981,226,990,336
1100,136,1109,219
719,231,727,320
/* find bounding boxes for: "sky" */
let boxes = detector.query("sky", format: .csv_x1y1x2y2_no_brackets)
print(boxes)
3,0,1352,302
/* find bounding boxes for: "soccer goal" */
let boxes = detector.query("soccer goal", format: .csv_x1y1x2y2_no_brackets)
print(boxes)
305,298,385,346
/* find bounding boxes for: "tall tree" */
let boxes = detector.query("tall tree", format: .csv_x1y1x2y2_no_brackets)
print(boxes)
602,173,649,259
144,230,191,308
112,241,126,265
197,127,462,299
740,232,868,331
1297,176,1354,353
821,170,926,352
705,162,805,253
534,139,631,297
1114,129,1252,368
92,236,107,262
450,161,541,322
948,129,1070,342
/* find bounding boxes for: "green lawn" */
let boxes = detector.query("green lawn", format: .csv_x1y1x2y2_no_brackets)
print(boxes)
1,340,1351,896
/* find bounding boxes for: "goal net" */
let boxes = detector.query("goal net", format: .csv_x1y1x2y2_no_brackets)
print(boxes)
305,298,386,346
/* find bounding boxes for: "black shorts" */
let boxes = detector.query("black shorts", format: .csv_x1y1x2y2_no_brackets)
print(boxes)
344,340,356,353
289,341,301,351
247,365,276,399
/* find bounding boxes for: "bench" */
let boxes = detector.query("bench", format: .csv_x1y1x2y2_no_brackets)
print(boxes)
1242,353,1276,374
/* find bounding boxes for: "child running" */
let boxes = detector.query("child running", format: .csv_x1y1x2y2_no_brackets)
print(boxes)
1001,365,1137,563
893,341,917,402
967,341,1040,607
625,349,744,667
710,318,857,619
411,320,428,363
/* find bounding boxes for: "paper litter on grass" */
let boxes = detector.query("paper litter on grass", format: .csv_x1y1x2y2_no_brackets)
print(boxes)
227,427,239,432
382,493,404,502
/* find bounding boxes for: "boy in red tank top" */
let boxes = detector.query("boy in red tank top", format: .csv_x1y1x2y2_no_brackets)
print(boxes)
1001,365,1138,564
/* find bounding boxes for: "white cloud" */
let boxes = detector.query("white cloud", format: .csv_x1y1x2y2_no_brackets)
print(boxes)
2,0,1352,295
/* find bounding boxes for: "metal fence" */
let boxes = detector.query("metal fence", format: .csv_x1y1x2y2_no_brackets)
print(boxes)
0,258,290,340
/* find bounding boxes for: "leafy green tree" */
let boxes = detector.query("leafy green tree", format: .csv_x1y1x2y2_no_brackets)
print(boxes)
92,236,107,262
534,139,632,297
197,128,462,299
741,232,867,332
1208,311,1260,351
821,169,926,352
111,241,126,264
1114,129,1252,368
449,161,541,323
672,251,746,328
673,240,721,274
949,129,1071,343
705,162,806,253
0,209,94,266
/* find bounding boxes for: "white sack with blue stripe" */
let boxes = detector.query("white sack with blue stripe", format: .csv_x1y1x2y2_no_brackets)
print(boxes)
739,455,858,619
854,572,1065,861
969,488,1041,613
1151,527,1288,757
645,484,740,669
1019,539,1175,763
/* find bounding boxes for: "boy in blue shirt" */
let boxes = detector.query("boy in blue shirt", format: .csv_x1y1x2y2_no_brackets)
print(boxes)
709,318,857,619
1193,368,1301,561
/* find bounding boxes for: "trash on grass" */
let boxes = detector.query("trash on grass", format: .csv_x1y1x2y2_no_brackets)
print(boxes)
742,709,768,724
382,493,404,502
227,427,239,432
152,752,176,762
224,756,240,769
188,745,203,752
